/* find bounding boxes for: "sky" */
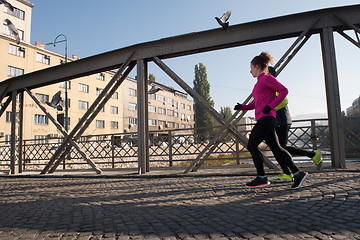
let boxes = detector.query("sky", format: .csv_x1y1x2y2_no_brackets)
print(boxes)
30,0,360,119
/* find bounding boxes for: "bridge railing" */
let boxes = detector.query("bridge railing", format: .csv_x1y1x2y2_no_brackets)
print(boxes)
0,118,359,172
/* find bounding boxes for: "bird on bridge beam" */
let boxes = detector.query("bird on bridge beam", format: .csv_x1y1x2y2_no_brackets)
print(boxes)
0,0,14,12
46,91,63,111
4,19,20,44
215,10,231,30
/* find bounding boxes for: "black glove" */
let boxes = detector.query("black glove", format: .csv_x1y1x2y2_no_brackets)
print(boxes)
234,103,242,111
262,105,272,114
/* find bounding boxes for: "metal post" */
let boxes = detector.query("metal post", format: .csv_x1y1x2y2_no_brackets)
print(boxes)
310,120,318,150
18,91,24,173
10,91,17,174
236,139,240,165
320,27,346,168
168,130,173,167
137,59,149,174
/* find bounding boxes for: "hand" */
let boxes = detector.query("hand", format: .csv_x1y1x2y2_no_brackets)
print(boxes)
234,103,242,111
262,105,272,114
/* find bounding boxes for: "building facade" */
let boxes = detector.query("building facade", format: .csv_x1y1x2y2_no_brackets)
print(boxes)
121,79,195,134
0,0,195,143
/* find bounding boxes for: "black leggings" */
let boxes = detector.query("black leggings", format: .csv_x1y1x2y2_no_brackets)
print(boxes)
276,124,315,158
247,117,299,176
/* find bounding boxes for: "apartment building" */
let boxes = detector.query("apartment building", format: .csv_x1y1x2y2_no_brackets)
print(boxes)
0,0,195,143
122,78,195,134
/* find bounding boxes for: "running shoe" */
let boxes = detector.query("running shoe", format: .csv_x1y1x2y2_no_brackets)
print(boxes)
312,150,323,171
273,173,294,183
246,176,270,188
291,172,308,189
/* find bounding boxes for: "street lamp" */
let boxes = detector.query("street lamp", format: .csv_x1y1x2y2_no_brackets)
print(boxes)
46,34,69,131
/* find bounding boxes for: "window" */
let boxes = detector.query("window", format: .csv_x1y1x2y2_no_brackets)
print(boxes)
96,73,105,81
148,105,156,113
34,135,47,144
167,98,174,104
149,93,156,100
129,88,137,96
181,103,185,109
181,124,186,128
181,113,185,120
149,119,157,126
78,100,89,109
8,66,24,77
129,118,137,125
158,95,165,102
79,83,89,93
36,53,50,65
60,98,70,108
5,111,19,122
59,81,71,89
35,93,49,103
167,109,174,116
175,123,179,128
112,92,118,99
3,23,23,40
187,105,192,111
158,120,166,128
7,7,25,20
9,44,25,57
129,103,137,111
167,122,175,128
96,120,105,128
188,125,192,128
158,107,166,115
110,121,118,129
174,101,178,108
174,112,178,118
34,114,48,125
110,106,118,114
187,115,191,121
96,87,103,95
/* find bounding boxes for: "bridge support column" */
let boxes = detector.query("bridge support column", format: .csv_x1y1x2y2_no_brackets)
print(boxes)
137,59,149,174
320,27,346,168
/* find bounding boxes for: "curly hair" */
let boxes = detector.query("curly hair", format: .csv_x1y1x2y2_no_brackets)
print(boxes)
251,52,273,71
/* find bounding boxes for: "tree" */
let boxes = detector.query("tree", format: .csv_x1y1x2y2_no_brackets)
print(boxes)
220,107,232,121
193,63,214,139
149,73,156,82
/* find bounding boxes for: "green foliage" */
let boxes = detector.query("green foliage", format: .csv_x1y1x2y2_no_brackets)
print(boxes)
193,63,214,138
149,73,156,82
220,107,232,120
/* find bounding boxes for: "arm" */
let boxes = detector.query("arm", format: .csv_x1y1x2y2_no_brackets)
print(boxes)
275,96,288,111
241,101,255,111
265,76,288,110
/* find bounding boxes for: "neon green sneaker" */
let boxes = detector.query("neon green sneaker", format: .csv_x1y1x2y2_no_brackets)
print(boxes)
312,150,323,171
273,173,294,183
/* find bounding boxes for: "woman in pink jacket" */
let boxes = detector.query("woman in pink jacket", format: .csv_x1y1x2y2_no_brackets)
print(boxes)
234,52,308,189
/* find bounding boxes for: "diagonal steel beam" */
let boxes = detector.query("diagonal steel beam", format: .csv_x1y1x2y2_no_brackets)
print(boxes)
25,88,102,174
337,30,360,49
185,94,253,173
153,56,278,171
41,52,135,174
274,18,319,71
0,96,12,118
0,83,10,104
48,62,136,173
189,96,256,173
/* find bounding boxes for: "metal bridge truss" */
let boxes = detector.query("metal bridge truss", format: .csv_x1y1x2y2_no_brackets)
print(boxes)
0,5,360,174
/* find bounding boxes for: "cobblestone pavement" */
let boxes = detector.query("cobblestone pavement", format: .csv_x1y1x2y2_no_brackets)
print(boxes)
0,168,359,239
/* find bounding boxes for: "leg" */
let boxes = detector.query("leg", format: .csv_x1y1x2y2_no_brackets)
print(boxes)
265,120,299,174
275,124,292,175
247,117,274,176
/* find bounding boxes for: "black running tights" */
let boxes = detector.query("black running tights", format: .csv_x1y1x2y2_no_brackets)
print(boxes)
247,116,299,176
